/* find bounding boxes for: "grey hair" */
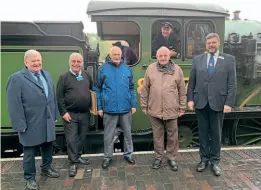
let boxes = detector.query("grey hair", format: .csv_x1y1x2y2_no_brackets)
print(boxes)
206,33,220,41
24,49,40,61
69,52,83,61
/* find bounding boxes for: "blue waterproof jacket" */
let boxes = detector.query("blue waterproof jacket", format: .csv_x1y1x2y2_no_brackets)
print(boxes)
93,56,137,114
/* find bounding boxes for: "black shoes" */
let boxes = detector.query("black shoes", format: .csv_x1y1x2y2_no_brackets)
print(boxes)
196,161,221,176
78,157,90,165
152,159,178,171
102,158,111,169
152,159,162,169
69,164,78,177
25,179,39,190
41,168,60,178
211,164,221,176
167,160,178,171
124,156,135,165
102,156,135,169
196,161,208,172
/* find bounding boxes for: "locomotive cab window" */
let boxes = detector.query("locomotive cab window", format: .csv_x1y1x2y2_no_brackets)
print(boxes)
186,21,215,58
95,21,141,66
151,20,181,59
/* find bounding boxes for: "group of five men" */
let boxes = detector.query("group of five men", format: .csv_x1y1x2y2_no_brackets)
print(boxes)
6,31,236,190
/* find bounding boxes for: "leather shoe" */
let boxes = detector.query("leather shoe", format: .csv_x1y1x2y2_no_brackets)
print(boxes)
168,160,178,171
102,158,111,169
78,157,90,165
124,156,135,165
69,164,78,177
152,159,161,169
41,168,59,178
25,179,39,190
196,161,208,172
211,164,221,176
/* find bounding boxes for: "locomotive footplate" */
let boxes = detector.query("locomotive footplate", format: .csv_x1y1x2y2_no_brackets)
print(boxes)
180,106,261,121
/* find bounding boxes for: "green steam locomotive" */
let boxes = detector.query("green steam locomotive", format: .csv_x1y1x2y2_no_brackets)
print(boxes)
1,0,261,156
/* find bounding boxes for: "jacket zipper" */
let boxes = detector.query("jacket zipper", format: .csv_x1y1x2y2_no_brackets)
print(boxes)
161,73,164,119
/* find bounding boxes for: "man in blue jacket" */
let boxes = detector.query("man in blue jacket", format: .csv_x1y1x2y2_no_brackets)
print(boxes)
94,46,137,169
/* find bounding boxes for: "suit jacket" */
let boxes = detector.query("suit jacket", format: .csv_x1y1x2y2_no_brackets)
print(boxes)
187,52,236,111
6,67,58,146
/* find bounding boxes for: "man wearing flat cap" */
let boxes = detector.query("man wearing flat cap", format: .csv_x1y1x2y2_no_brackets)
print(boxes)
152,22,180,58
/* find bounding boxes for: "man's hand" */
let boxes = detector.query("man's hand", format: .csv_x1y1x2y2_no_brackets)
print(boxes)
131,108,136,114
178,112,185,117
223,105,232,113
98,110,103,117
19,129,25,133
188,101,194,111
170,50,177,57
62,112,71,122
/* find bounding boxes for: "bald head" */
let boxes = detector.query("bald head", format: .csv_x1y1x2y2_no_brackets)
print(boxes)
69,52,83,73
156,46,171,65
109,46,122,64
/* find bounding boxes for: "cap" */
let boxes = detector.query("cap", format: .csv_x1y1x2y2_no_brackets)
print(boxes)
112,41,122,47
161,22,173,28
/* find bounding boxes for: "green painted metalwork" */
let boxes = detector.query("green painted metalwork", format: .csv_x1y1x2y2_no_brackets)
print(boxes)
1,46,83,132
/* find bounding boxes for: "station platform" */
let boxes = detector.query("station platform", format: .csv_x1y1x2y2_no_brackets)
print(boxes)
1,147,261,190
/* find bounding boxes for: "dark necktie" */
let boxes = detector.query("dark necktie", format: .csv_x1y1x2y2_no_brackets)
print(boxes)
34,73,44,87
208,55,215,76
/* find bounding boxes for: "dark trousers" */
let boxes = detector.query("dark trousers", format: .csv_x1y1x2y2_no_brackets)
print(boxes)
64,112,89,165
23,142,53,180
195,103,224,165
150,116,179,160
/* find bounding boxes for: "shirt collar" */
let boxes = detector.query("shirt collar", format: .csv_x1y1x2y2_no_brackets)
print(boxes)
29,69,41,76
208,50,219,58
70,69,82,76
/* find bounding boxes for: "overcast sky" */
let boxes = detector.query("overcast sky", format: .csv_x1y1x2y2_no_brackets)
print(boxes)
1,0,260,33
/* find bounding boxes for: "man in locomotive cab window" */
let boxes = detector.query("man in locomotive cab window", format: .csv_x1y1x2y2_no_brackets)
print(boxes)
56,53,92,177
152,22,180,58
93,46,137,169
112,41,138,66
6,49,60,190
187,33,236,176
140,46,187,171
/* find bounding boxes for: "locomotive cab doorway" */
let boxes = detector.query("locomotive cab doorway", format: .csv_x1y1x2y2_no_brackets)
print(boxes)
94,21,141,67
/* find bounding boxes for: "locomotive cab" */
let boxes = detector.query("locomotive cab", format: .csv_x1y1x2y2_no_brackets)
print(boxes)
87,0,261,148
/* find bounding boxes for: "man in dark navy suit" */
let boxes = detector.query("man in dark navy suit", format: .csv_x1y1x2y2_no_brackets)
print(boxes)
187,33,236,176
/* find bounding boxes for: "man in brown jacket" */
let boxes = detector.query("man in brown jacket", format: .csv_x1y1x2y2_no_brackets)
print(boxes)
141,46,186,170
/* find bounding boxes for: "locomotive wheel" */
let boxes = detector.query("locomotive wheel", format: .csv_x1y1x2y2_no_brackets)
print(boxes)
230,118,261,145
178,122,199,148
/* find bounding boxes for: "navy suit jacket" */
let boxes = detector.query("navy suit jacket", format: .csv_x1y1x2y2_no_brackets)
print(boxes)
187,52,237,111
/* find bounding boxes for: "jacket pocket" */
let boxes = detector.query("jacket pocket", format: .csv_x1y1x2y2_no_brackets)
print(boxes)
193,91,198,102
220,91,227,104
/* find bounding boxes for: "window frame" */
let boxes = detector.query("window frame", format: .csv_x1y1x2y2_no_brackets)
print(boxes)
150,18,183,59
185,20,216,59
